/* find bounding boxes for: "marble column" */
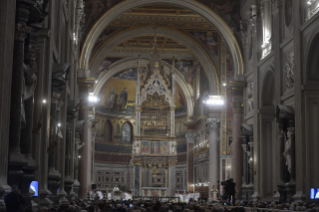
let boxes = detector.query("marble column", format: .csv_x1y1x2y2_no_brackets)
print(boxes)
241,144,248,200
134,165,141,196
186,133,196,192
35,29,53,209
0,0,16,208
168,163,176,196
170,107,175,136
78,106,93,199
206,118,220,200
58,91,68,204
231,101,243,198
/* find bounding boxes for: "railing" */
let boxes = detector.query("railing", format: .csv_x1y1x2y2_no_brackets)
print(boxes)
132,196,180,202
244,207,296,212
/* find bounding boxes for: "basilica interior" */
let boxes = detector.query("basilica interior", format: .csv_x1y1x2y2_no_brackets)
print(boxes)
1,0,319,211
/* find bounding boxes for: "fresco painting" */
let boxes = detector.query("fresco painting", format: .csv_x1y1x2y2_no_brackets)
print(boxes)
141,141,150,154
187,31,219,68
113,67,147,81
160,141,170,154
150,141,161,154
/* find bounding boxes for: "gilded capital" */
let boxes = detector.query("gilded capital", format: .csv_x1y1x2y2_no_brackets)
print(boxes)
206,118,220,130
232,102,243,113
15,24,32,41
185,132,196,143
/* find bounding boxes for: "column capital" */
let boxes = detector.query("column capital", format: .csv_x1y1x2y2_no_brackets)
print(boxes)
185,132,196,144
232,102,244,113
206,118,220,130
14,24,32,41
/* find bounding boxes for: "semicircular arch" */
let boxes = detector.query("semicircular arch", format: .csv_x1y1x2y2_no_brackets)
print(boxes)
90,27,218,94
79,0,244,81
94,58,194,118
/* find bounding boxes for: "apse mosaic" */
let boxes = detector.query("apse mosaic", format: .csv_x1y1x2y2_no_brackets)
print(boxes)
140,141,170,155
97,67,187,115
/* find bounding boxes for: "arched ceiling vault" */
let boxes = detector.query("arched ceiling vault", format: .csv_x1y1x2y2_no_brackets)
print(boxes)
94,58,194,118
89,27,219,94
79,0,244,79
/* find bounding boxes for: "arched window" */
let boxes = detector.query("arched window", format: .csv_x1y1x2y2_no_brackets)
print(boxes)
122,122,132,143
104,120,112,142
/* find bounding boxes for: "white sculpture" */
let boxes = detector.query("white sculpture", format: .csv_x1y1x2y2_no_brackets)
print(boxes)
246,82,254,112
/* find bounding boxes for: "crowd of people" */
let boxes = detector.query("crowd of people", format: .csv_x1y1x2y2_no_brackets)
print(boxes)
174,192,200,202
4,185,319,212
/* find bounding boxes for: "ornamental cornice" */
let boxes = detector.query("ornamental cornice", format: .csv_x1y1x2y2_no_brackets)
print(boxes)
206,118,220,130
110,15,214,30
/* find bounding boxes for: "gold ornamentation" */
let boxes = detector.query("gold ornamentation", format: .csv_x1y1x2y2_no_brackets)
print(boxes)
231,102,243,113
142,94,169,108
161,190,165,196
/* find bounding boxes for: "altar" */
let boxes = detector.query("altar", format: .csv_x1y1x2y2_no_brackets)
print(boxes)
142,187,168,197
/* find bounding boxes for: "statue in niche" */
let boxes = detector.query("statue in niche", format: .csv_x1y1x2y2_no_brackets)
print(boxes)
283,129,292,173
285,54,295,89
246,82,253,112
122,123,131,144
21,61,37,128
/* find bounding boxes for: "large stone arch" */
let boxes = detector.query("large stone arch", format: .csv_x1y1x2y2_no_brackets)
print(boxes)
94,58,194,118
90,27,218,94
79,0,244,79
304,30,319,199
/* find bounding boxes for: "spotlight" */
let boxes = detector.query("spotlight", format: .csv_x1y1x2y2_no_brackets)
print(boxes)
88,95,100,103
43,99,46,104
78,155,81,159
57,123,61,127
249,157,253,162
223,83,227,87
203,95,224,106
95,80,98,83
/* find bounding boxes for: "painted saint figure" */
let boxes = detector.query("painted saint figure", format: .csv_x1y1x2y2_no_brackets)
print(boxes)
118,88,128,110
105,87,115,108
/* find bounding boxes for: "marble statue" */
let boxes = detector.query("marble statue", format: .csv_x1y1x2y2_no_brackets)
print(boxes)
21,63,37,128
246,82,253,112
285,54,294,89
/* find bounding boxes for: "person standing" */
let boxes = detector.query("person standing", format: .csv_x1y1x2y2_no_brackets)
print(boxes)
118,88,128,111
4,185,25,212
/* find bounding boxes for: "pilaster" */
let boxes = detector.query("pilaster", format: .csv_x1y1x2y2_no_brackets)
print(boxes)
0,0,16,208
